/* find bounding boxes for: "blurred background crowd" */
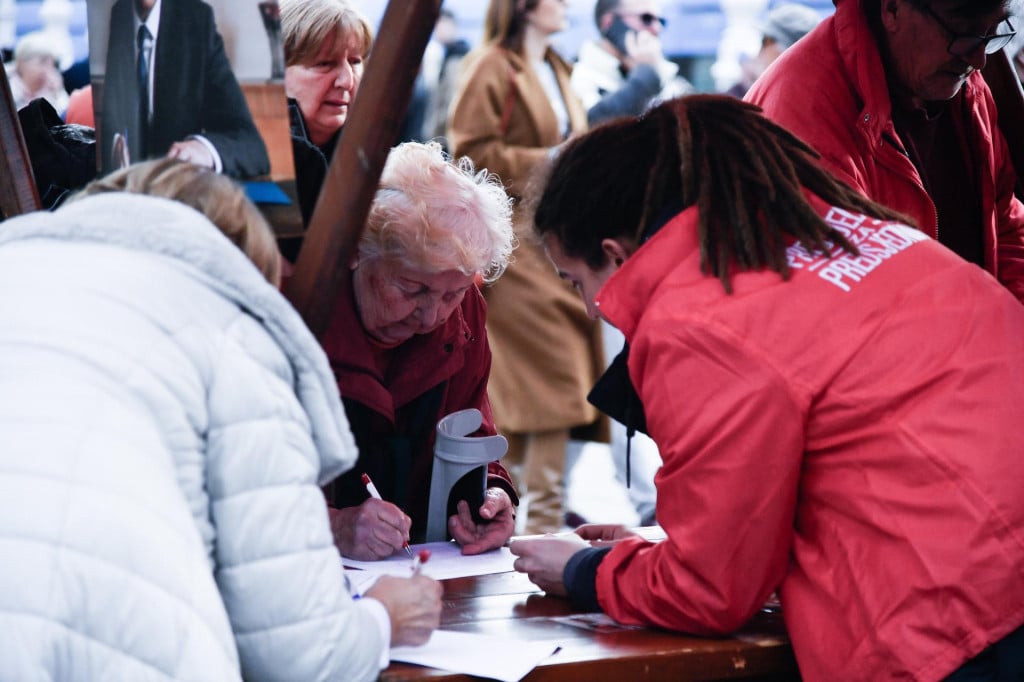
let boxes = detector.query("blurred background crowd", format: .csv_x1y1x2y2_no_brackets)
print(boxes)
0,0,835,120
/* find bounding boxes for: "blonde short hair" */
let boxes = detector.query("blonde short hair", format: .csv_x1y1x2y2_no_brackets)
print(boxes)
73,159,282,286
280,0,373,67
362,141,515,283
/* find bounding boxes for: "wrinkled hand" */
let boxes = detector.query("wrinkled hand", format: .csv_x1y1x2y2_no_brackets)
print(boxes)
508,534,590,597
365,574,442,647
574,523,638,545
166,139,216,169
329,500,412,561
448,487,515,555
623,30,663,68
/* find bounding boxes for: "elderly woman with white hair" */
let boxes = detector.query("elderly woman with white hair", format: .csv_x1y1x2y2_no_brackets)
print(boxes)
320,140,519,561
7,31,68,115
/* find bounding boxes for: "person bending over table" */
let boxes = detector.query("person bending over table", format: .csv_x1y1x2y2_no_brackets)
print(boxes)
510,96,1024,682
320,141,519,561
0,159,441,681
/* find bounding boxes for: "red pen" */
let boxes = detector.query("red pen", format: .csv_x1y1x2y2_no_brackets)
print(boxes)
361,473,414,558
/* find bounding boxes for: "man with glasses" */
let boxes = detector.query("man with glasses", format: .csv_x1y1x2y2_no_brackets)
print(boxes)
571,0,693,126
747,0,1024,304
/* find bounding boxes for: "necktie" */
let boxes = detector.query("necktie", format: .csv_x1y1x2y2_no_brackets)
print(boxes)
137,24,152,157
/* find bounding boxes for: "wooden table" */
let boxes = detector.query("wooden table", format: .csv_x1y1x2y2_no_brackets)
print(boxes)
381,570,800,682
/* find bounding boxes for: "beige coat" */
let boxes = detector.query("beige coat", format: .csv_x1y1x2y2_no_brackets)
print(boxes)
449,44,605,436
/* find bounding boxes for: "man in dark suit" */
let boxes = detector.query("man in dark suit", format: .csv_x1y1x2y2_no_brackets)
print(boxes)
101,0,269,178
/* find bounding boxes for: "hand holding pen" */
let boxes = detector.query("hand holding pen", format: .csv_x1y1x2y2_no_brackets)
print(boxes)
362,473,414,558
327,475,413,561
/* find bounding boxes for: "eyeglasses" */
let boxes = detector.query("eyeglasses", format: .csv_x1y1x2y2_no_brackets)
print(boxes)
922,5,1016,58
619,12,668,29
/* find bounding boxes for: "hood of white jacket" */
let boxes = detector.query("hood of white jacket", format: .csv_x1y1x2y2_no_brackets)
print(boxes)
0,193,357,484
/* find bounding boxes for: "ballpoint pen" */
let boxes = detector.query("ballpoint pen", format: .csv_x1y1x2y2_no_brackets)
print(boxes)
411,549,431,576
361,473,414,557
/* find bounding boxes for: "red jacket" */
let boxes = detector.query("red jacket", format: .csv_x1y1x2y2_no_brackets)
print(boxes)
319,276,517,541
746,0,1024,303
594,196,1024,681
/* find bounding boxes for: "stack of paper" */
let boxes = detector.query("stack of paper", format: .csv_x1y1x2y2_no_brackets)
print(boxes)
391,630,560,682
342,540,516,594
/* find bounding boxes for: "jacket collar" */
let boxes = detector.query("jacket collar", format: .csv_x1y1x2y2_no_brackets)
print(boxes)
595,206,702,340
835,0,894,140
322,273,476,422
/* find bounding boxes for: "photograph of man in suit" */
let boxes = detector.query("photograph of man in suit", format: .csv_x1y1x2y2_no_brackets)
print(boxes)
100,0,270,178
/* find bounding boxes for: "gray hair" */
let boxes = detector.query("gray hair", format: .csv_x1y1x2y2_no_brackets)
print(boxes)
361,141,515,284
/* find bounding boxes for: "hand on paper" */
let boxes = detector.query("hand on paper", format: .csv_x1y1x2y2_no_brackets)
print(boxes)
575,523,638,545
365,574,442,647
166,139,216,169
329,500,412,561
508,534,590,597
449,487,515,555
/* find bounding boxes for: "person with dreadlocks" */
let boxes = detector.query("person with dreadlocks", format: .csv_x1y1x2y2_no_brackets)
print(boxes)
509,95,1024,682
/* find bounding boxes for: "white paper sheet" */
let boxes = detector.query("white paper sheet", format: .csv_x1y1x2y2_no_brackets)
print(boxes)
390,630,560,682
342,541,516,594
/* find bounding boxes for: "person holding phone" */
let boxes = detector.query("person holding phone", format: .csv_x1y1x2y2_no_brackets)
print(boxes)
571,0,694,126
569,0,691,529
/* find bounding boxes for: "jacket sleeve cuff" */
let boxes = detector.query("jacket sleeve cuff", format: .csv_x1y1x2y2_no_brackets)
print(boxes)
357,596,392,669
486,466,520,507
563,546,613,612
630,63,663,93
186,134,223,173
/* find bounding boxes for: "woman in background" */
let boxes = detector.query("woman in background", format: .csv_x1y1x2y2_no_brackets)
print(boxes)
448,0,605,535
281,0,372,227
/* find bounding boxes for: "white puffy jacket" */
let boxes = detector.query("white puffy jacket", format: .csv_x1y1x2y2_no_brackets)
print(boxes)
0,194,388,681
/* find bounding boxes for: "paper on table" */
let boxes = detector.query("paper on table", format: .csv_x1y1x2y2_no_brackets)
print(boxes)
391,630,560,682
342,541,515,594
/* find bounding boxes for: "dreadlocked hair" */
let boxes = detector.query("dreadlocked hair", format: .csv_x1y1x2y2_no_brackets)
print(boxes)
533,95,911,293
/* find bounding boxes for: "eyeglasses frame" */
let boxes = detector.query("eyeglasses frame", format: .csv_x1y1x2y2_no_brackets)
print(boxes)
921,5,1016,58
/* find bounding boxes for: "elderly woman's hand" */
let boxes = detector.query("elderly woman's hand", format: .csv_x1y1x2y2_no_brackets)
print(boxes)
449,487,515,555
329,500,412,561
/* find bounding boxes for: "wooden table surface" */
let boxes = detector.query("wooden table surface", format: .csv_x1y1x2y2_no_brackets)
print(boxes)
381,570,800,682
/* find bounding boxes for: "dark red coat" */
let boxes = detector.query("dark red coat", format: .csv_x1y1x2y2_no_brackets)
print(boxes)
320,276,517,541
